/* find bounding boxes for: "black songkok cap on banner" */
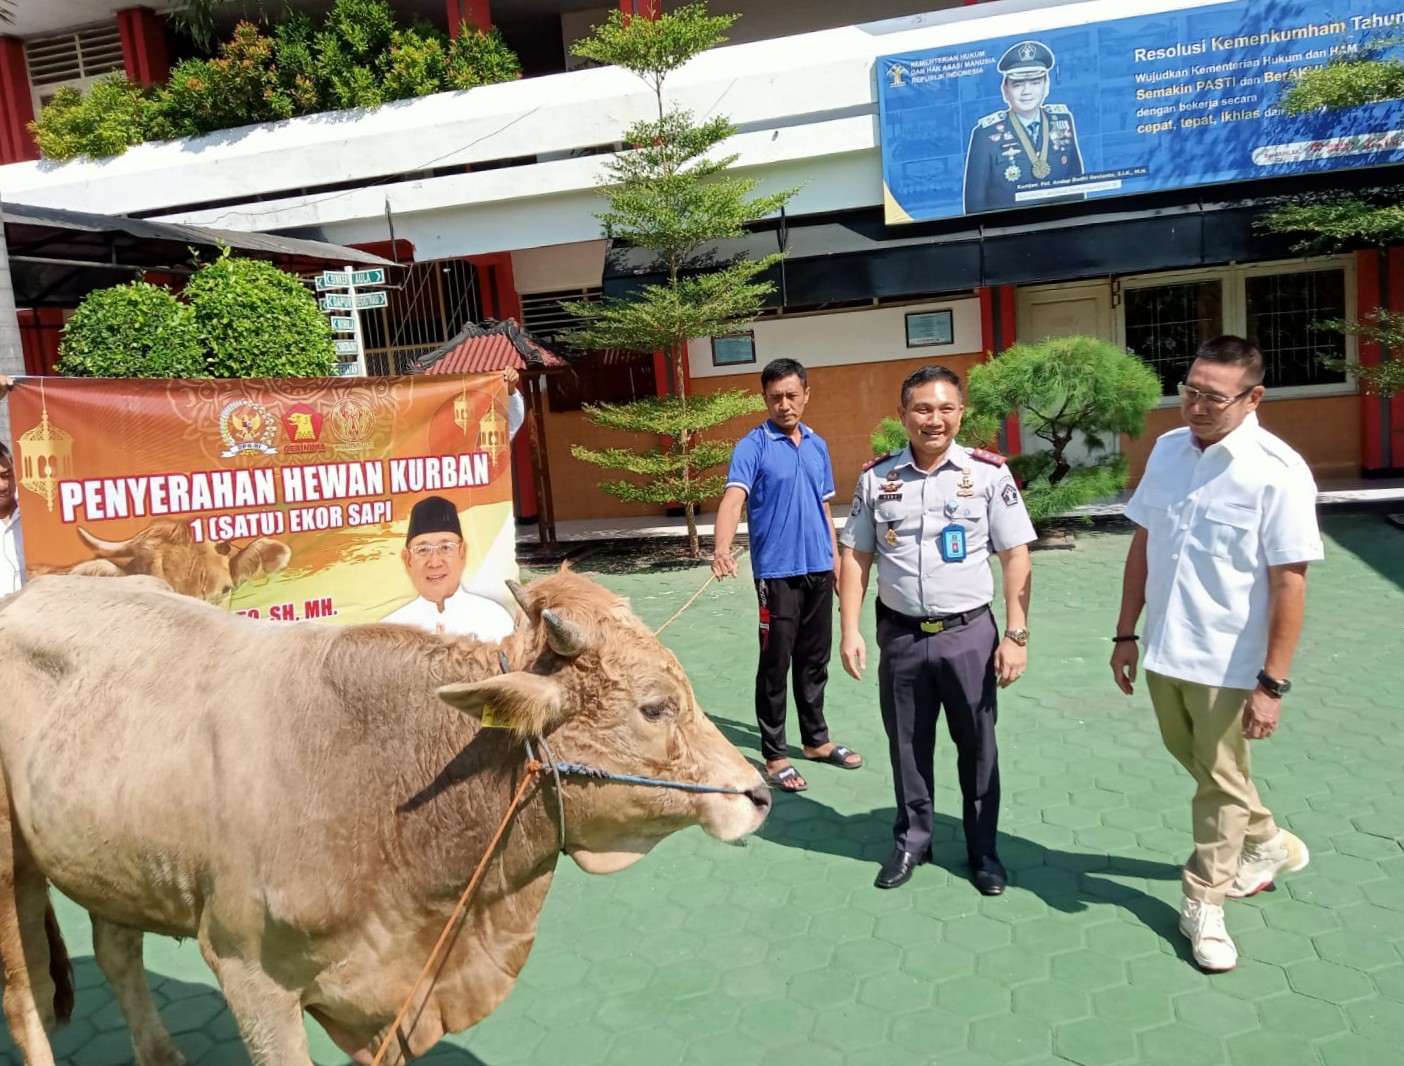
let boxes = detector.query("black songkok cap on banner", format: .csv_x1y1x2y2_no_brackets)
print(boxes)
406,495,463,543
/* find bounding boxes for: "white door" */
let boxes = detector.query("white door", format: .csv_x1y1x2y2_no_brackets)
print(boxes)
1013,280,1118,465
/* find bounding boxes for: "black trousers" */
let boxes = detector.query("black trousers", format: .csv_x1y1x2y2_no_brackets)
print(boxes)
877,606,1000,866
754,572,833,762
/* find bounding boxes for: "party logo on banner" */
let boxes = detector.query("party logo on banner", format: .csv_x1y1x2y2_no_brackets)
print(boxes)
8,375,519,630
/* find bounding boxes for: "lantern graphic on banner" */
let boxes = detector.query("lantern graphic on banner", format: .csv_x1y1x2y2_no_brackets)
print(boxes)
18,387,74,512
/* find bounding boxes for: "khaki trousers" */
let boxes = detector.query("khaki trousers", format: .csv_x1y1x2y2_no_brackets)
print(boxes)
1146,671,1279,904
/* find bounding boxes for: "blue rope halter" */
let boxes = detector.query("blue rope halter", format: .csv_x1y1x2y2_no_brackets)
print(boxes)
503,653,752,854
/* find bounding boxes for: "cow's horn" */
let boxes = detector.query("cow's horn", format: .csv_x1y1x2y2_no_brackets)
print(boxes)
541,609,589,659
505,579,533,614
77,527,133,556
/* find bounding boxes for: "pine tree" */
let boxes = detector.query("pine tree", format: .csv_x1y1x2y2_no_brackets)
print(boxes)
563,3,795,557
1259,38,1404,396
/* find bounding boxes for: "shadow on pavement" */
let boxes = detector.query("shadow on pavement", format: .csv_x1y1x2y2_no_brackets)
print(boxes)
1322,511,1404,593
759,793,1194,964
0,957,491,1065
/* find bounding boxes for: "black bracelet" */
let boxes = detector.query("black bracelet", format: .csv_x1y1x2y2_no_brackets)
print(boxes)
1112,635,1139,643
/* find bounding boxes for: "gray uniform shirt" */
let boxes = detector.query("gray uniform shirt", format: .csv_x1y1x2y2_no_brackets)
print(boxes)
841,443,1037,617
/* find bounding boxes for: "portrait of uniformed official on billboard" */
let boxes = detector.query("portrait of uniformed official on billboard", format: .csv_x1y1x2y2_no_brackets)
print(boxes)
962,40,1084,214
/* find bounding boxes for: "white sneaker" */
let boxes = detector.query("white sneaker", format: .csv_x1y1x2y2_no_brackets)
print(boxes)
1179,897,1238,972
1227,830,1310,899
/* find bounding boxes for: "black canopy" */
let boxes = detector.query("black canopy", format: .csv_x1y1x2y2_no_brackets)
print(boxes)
3,201,398,308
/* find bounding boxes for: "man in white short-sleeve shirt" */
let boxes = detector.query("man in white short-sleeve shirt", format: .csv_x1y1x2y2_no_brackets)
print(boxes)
1112,336,1323,974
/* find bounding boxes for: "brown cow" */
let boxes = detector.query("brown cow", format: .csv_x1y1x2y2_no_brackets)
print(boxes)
0,570,769,1065
50,520,292,603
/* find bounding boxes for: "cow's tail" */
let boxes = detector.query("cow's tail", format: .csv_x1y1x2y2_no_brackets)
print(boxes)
44,899,75,1025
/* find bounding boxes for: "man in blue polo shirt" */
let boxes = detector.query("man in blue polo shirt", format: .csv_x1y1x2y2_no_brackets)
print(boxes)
713,358,863,792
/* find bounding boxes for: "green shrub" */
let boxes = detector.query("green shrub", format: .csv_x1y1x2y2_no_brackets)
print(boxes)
185,253,336,378
272,14,323,113
447,27,522,89
29,76,154,162
381,26,451,101
31,0,521,161
57,283,205,377
151,24,292,139
965,335,1162,526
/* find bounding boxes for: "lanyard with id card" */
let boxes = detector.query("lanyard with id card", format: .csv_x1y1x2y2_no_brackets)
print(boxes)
939,523,967,563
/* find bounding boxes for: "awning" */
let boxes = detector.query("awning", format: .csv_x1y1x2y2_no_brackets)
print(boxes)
603,170,1402,307
3,201,400,309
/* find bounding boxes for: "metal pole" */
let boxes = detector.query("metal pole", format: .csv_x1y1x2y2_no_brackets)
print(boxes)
345,264,368,377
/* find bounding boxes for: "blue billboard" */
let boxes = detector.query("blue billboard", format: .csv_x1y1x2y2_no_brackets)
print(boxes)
877,0,1404,223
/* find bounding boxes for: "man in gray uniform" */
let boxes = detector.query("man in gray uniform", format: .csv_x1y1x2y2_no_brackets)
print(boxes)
839,366,1035,894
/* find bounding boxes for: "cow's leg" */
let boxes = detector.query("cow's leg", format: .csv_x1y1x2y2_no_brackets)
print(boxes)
0,784,61,1065
200,941,312,1066
90,918,187,1066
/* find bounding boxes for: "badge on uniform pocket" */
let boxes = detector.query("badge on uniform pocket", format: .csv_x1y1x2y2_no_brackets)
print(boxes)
939,523,967,562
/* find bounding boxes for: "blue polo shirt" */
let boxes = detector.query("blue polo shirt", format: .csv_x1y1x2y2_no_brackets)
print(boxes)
725,421,836,579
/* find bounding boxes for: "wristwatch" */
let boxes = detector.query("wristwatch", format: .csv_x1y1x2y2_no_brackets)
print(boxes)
1256,670,1291,698
1004,628,1029,647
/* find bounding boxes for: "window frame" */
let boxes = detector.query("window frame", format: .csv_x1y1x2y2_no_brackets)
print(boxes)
1117,255,1358,408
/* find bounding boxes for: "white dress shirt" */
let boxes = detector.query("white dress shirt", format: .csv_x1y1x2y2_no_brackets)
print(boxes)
1125,413,1323,690
0,506,24,595
382,586,515,641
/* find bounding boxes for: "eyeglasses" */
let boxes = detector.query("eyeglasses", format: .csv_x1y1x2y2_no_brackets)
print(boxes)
1176,382,1254,409
408,542,462,559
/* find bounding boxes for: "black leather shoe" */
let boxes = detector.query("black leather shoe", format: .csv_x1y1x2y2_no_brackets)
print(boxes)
875,847,930,889
972,862,1007,896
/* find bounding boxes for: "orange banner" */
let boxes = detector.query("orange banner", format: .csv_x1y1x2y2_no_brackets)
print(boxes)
8,375,518,631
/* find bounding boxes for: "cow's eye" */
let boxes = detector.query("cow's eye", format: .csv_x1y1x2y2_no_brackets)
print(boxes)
640,698,676,721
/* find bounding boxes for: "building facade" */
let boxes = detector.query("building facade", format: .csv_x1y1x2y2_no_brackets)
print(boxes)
3,0,1401,522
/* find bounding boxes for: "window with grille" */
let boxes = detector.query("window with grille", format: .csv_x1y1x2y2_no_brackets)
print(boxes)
1124,281,1224,395
1120,259,1352,397
1245,269,1348,390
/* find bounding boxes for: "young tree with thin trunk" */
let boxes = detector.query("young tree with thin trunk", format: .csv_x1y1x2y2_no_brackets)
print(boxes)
1259,37,1404,396
563,3,795,558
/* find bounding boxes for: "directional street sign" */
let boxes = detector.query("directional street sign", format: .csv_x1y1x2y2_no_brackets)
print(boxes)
334,339,361,356
333,361,361,377
329,316,356,332
354,291,388,310
319,294,353,311
315,271,351,291
351,269,386,286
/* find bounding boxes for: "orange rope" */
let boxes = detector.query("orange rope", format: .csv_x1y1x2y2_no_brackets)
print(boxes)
368,760,543,1066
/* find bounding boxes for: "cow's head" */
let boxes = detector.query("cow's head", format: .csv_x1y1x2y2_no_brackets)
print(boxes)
437,569,770,873
76,521,291,604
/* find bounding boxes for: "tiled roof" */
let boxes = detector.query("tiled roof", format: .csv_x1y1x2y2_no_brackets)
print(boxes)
411,318,570,375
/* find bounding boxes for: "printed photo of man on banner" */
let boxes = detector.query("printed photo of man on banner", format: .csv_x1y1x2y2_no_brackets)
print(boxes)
6,374,519,634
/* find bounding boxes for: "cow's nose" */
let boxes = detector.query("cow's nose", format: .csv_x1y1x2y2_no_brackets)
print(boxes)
744,784,772,814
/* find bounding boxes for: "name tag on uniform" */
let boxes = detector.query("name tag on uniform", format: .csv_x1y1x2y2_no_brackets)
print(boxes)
939,524,967,563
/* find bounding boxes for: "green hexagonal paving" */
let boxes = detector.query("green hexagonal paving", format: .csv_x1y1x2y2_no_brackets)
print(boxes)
7,515,1404,1066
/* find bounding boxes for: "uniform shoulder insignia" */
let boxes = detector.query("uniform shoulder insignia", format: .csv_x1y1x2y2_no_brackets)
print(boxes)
970,448,1007,467
861,451,896,472
975,110,1007,129
1044,103,1072,115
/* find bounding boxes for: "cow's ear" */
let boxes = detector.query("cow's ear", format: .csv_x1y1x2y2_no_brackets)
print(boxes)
437,672,571,737
230,538,293,586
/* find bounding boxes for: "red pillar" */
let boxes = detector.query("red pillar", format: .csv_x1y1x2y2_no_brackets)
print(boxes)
117,8,170,87
977,284,1021,456
1357,249,1386,472
1390,245,1404,472
0,37,38,164
446,0,492,36
619,0,662,18
18,310,66,376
